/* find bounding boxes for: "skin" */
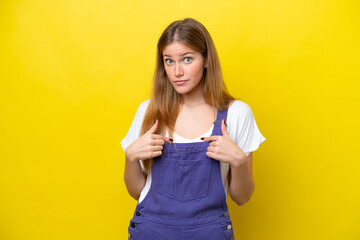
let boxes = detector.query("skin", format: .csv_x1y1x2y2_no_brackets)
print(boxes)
124,119,172,199
124,41,255,205
202,119,255,206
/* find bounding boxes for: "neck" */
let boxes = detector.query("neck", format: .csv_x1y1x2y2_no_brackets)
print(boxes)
181,81,206,107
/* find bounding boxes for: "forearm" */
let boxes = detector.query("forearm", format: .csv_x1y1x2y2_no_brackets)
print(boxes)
124,152,146,200
228,153,255,206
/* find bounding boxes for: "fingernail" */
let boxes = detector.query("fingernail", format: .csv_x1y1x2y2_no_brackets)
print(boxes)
169,138,173,142
200,137,204,140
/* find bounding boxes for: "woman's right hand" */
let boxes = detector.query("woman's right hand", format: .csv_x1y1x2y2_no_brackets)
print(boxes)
125,120,172,163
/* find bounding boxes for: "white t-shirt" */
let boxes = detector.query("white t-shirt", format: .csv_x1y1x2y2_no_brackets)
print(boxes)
121,99,266,203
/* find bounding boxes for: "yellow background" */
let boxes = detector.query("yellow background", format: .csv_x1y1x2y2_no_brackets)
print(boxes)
1,0,359,239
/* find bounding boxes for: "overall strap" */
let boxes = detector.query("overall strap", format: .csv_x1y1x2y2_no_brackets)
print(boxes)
211,108,229,136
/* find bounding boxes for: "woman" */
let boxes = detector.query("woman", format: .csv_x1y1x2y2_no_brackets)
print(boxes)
121,17,266,240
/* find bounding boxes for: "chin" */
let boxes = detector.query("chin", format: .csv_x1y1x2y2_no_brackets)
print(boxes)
173,87,191,95
175,90,189,95
170,85,187,94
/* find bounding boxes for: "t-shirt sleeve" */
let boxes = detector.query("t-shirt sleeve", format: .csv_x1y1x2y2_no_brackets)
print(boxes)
120,99,151,171
227,100,266,157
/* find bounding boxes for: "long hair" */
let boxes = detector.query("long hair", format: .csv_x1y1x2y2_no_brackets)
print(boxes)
141,18,235,173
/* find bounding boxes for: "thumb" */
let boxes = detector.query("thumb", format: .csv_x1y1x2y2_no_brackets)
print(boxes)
146,119,158,134
221,119,230,137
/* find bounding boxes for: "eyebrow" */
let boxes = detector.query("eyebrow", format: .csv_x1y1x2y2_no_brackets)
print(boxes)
163,52,195,57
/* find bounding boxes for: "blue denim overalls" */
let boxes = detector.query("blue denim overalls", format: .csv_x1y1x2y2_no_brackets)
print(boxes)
128,108,235,240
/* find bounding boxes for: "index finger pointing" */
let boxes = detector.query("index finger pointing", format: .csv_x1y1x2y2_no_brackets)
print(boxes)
163,136,174,143
152,134,173,143
200,136,219,142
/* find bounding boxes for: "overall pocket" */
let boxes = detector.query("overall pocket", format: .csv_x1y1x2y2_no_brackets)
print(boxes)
156,158,212,201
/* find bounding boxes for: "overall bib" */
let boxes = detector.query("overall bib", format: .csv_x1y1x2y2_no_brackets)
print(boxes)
128,108,235,240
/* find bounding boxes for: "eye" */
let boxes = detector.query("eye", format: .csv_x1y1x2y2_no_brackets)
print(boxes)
184,57,192,63
165,59,173,65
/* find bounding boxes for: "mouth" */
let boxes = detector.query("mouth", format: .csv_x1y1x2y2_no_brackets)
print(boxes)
173,80,188,86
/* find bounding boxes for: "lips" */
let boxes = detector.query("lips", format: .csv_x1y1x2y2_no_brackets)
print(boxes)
174,80,188,86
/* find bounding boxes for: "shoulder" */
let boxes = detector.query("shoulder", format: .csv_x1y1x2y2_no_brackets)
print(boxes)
120,99,151,151
132,99,151,120
226,100,266,155
228,100,253,119
226,100,256,137
136,99,151,115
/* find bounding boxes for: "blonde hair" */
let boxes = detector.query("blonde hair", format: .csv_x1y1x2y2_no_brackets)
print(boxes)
141,17,235,173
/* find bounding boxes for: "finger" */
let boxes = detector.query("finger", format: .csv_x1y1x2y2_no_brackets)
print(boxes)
201,136,219,142
146,119,158,134
152,139,165,146
152,134,165,139
152,135,173,143
207,146,216,153
152,145,163,151
209,141,218,147
221,119,230,137
163,136,174,143
151,151,162,158
206,151,216,159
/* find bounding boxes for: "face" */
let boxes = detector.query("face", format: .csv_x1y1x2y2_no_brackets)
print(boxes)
162,41,207,96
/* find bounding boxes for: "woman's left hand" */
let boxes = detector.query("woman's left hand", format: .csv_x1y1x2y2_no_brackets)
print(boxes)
201,119,247,168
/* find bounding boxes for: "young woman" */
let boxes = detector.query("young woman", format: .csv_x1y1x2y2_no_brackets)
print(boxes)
121,17,266,240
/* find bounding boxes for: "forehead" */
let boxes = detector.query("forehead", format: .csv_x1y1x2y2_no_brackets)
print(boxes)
162,41,199,56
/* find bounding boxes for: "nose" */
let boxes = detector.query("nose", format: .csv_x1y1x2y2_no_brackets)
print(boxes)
174,63,184,77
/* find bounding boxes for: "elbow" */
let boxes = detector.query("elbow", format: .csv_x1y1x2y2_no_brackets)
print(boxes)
235,184,255,206
125,184,141,201
130,192,140,201
235,198,249,206
124,177,141,201
231,195,250,206
236,198,251,206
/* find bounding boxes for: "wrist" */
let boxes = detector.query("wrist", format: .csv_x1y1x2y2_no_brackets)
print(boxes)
230,150,247,168
125,146,138,163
